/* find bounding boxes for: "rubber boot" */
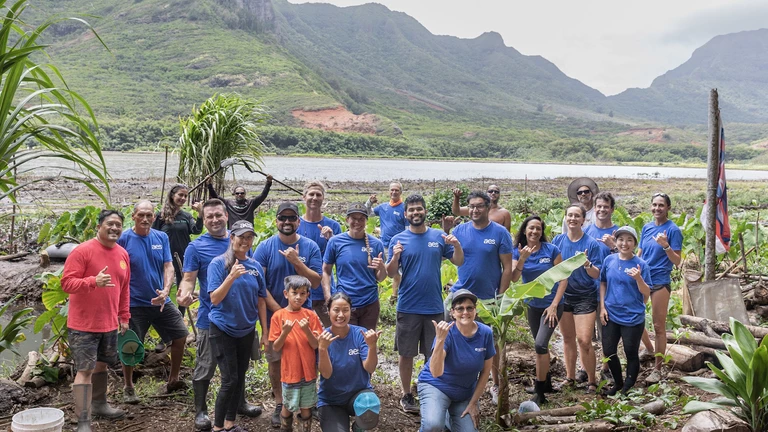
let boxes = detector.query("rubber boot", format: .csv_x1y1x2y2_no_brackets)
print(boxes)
91,371,126,419
193,380,212,430
73,383,92,432
529,380,547,405
280,413,294,432
544,372,557,393
298,414,312,432
238,390,263,417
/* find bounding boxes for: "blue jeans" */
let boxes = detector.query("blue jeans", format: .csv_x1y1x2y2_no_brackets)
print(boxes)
418,382,478,432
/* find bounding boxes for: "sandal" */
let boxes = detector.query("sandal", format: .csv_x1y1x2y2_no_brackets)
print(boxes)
585,382,598,394
554,378,576,391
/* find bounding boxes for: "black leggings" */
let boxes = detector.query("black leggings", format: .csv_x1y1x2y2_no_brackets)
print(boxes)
526,304,564,355
210,323,255,427
601,320,644,392
319,389,379,432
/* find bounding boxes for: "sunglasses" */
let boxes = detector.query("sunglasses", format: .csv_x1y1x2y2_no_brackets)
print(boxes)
277,215,298,222
453,306,476,313
487,190,500,194
576,190,592,196
234,192,246,196
653,192,669,198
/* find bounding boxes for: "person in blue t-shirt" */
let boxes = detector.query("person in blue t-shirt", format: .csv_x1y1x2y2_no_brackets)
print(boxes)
177,199,261,429
254,201,323,426
552,204,602,394
317,292,381,432
600,226,652,396
366,182,407,302
323,203,387,330
418,289,495,432
386,194,464,414
207,220,268,432
296,181,342,327
117,201,189,404
444,190,512,404
511,215,566,405
638,192,683,385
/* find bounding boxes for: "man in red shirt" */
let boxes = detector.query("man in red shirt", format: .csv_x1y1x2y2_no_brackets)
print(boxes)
62,209,131,432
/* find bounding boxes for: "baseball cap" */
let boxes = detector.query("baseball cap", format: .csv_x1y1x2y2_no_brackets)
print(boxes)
614,225,638,243
451,288,478,307
117,329,145,367
230,220,256,237
352,390,380,430
346,203,369,217
277,202,299,215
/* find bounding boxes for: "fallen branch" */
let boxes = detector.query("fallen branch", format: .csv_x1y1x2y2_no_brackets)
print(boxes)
716,246,755,279
0,251,30,261
679,315,768,340
667,331,726,350
16,351,41,386
533,421,613,431
513,405,584,424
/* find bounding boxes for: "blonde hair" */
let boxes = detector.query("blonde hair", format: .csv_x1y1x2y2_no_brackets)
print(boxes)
303,180,327,196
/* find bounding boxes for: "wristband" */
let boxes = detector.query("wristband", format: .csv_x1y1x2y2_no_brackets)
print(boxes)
663,245,671,251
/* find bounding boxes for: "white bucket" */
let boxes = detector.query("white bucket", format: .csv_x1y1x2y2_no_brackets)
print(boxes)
11,408,65,432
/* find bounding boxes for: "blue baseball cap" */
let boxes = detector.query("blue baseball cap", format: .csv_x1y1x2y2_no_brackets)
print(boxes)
352,390,380,430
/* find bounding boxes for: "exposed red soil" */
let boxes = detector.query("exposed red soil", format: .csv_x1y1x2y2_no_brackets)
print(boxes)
291,106,378,134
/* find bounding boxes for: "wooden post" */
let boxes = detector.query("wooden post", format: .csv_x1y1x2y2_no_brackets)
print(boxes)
704,89,719,281
160,144,169,204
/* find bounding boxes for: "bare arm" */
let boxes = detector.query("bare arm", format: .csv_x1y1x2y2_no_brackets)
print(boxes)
448,242,464,266
498,253,513,294
322,263,333,302
176,270,199,307
163,261,174,295
318,345,333,379
258,297,268,347
265,290,282,313
451,189,470,217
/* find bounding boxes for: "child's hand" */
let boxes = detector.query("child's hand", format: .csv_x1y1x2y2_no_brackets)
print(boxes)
281,320,295,334
298,318,310,331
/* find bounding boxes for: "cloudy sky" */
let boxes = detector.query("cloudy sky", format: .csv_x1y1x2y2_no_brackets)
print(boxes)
290,0,768,96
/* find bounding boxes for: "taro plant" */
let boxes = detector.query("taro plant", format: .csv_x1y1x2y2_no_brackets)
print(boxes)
477,252,587,425
682,317,768,432
0,294,34,356
34,269,70,356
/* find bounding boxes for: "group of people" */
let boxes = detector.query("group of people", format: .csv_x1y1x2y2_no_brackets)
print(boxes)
59,175,682,432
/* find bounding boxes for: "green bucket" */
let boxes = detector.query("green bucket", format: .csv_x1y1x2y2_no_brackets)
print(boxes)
117,329,145,367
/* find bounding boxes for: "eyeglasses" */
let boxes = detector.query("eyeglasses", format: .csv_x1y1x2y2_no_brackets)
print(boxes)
234,192,246,196
468,204,487,210
576,190,592,196
453,306,476,313
277,215,298,222
487,190,500,194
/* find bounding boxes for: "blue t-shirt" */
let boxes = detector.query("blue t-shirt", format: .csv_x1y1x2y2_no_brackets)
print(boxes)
600,254,652,326
418,323,496,402
388,228,454,315
253,235,320,320
323,233,385,308
373,202,407,248
639,220,683,285
584,224,619,261
317,325,372,407
450,222,513,300
207,255,268,338
297,216,342,301
552,233,602,298
182,233,231,330
513,242,561,309
118,228,172,308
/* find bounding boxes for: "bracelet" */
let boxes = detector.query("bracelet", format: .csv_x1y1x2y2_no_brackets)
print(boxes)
515,266,523,272
663,245,671,251
585,262,592,269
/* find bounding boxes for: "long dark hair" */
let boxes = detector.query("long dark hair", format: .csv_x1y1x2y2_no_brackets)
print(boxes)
161,184,187,224
326,291,353,311
515,215,548,247
223,233,240,271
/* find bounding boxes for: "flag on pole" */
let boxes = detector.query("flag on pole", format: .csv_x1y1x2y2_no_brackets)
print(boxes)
700,114,731,253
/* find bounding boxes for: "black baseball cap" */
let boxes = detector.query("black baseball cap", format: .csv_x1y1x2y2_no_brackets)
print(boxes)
346,203,369,217
277,202,299,215
230,220,256,237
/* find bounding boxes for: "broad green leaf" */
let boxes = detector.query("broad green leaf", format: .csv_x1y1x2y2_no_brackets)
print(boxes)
34,309,58,333
731,317,757,362
749,346,768,405
682,376,733,399
37,222,51,244
42,287,68,310
683,400,730,414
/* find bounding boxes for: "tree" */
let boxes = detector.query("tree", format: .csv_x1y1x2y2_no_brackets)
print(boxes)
0,0,109,204
177,93,267,196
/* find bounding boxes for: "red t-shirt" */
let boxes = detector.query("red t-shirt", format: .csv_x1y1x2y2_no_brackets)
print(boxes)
269,308,323,384
61,238,131,332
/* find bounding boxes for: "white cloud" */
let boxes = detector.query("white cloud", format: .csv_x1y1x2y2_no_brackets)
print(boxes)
288,0,766,95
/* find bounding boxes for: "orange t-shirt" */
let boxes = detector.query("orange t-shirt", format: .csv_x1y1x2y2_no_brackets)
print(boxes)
269,308,323,384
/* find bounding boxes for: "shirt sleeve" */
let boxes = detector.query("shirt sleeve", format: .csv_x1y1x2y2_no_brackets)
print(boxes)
309,311,323,334
118,251,132,323
60,248,97,294
589,240,603,272
669,226,683,250
207,259,226,294
161,233,172,263
357,329,369,362
323,238,337,265
512,247,520,260
269,312,282,342
499,228,514,255
206,183,219,199
182,243,199,273
485,328,497,360
641,260,653,286
332,221,342,235
442,241,455,260
600,256,610,282
308,243,322,278
187,212,203,235
254,243,269,268
151,213,162,230
256,269,268,298
373,239,385,259
373,205,380,217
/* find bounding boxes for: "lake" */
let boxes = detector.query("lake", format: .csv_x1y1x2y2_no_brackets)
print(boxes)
26,152,768,181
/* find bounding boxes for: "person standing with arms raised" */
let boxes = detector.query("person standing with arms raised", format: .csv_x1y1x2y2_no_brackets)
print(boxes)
296,181,342,327
206,174,273,228
365,182,407,298
451,185,512,231
444,190,513,405
254,202,322,428
62,209,130,432
386,194,464,414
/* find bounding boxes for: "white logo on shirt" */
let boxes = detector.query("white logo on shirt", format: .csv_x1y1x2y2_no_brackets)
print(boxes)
427,242,440,248
539,257,551,264
152,244,163,250
623,268,634,276
246,269,260,277
348,349,359,356
474,347,486,352
483,239,496,245
361,247,373,253
393,211,400,216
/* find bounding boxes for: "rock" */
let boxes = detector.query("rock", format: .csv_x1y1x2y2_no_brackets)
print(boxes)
682,409,750,432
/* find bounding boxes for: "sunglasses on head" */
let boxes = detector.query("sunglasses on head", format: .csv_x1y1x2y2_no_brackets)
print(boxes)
576,189,592,196
653,192,668,198
277,215,298,222
487,189,500,194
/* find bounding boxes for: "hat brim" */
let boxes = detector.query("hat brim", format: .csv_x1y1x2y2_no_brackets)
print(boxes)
231,228,256,237
567,178,599,204
451,292,478,306
346,210,369,217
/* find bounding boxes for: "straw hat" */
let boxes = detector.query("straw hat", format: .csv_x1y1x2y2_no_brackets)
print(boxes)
567,178,599,204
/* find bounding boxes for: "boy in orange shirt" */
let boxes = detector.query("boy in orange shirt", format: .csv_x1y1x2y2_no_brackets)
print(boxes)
270,275,323,432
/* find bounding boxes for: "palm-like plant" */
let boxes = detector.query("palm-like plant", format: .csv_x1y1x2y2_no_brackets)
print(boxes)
177,93,267,196
0,0,109,204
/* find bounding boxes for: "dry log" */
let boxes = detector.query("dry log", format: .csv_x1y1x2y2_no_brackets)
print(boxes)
667,331,726,350
533,421,613,432
513,405,585,424
665,344,706,372
0,251,30,261
16,351,41,386
539,415,576,424
679,315,768,340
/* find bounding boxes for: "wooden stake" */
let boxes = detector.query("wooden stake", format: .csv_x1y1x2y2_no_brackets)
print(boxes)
704,89,719,281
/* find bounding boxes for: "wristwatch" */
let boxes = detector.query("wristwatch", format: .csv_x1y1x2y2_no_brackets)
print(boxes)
663,245,671,251
585,262,592,269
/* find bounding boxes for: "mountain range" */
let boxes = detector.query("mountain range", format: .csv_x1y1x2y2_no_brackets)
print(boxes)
30,0,768,161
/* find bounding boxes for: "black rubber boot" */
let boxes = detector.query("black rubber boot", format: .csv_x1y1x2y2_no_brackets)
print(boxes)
238,392,263,418
529,380,547,405
193,380,212,431
544,372,557,393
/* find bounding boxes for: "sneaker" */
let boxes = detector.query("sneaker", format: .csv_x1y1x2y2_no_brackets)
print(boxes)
155,341,167,353
123,386,140,405
271,404,283,429
575,369,588,383
600,368,615,386
645,369,662,385
489,384,499,405
399,393,419,414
